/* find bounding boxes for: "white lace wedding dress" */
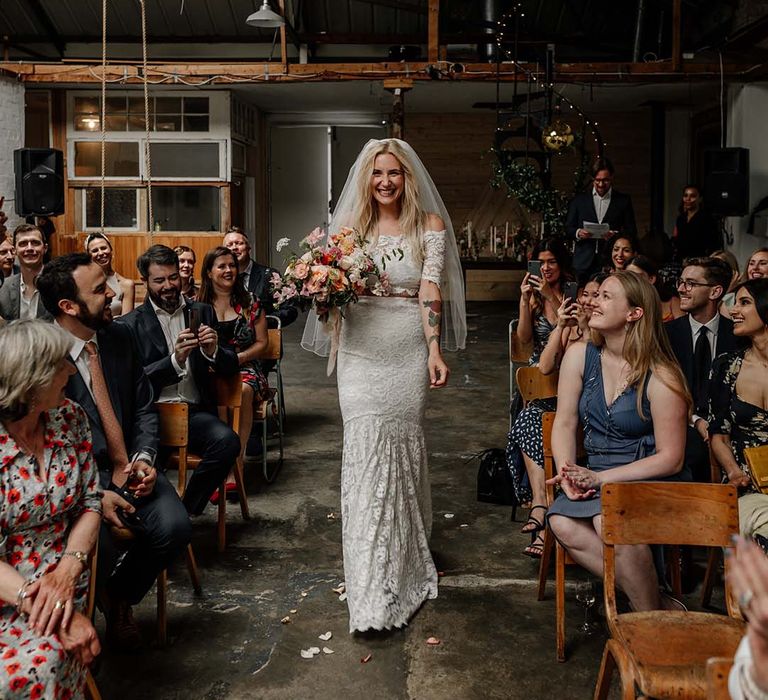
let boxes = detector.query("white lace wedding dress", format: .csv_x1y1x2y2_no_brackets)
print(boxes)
338,230,446,632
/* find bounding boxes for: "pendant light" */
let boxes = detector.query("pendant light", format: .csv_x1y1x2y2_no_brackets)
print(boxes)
246,1,285,29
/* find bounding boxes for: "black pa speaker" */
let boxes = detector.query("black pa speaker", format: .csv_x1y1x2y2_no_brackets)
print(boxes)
704,147,749,217
14,148,64,217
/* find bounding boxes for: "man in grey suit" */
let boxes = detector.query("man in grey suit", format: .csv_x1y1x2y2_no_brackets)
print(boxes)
0,223,52,320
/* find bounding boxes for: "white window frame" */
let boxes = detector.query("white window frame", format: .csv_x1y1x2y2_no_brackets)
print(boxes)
67,89,230,182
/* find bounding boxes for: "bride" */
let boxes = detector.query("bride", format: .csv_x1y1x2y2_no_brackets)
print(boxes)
303,138,466,632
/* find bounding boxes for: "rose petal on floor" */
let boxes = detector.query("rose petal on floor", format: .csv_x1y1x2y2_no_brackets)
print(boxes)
308,646,320,655
338,592,348,602
289,609,298,614
280,616,291,624
426,636,441,646
300,649,315,659
322,647,334,654
361,653,372,664
319,631,332,641
444,513,455,519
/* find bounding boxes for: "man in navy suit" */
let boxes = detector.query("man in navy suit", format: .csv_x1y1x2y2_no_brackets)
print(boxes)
117,245,240,515
664,257,743,483
38,253,191,651
565,157,637,281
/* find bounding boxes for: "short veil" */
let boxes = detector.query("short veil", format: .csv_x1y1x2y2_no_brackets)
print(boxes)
300,138,467,358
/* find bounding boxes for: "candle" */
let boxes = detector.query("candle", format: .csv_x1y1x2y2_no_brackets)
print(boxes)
468,221,472,251
491,225,495,254
505,222,509,249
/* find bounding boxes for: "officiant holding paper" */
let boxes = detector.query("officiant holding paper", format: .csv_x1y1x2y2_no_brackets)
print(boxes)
565,157,637,281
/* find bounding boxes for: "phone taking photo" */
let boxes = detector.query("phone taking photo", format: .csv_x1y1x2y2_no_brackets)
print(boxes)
564,280,579,304
527,260,542,278
189,308,200,336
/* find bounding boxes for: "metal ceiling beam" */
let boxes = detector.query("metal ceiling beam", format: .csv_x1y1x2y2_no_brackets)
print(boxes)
27,0,66,58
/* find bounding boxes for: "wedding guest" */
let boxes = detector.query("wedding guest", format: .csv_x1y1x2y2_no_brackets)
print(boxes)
517,238,573,365
547,272,690,612
728,536,768,699
0,320,102,697
507,273,604,556
743,248,768,282
175,245,198,301
607,235,636,273
566,157,637,281
665,257,739,483
198,247,270,493
672,184,721,261
38,253,191,651
0,224,51,321
708,278,768,546
712,249,741,318
0,230,15,283
223,227,298,328
627,255,683,322
117,245,240,515
85,232,135,317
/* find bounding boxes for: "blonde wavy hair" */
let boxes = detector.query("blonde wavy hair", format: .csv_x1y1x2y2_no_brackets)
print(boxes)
591,271,691,418
0,320,72,422
350,139,428,261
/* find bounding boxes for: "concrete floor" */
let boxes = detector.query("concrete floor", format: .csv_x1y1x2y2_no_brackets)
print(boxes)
93,302,708,700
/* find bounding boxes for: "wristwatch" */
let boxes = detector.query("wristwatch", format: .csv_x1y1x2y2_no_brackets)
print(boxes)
63,550,89,567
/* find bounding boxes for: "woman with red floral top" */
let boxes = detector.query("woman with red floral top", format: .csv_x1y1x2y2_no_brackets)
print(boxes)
198,248,270,491
0,320,102,698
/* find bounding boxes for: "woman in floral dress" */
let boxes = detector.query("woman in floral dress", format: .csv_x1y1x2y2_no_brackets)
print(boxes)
198,247,270,493
0,320,102,699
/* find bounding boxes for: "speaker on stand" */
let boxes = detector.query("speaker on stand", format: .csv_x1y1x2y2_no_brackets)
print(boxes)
13,148,65,218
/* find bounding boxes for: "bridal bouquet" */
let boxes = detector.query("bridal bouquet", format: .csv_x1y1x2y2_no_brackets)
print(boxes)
271,226,391,322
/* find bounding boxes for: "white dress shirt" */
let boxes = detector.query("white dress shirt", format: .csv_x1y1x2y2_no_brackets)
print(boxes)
592,187,612,224
148,296,202,405
59,324,97,400
18,276,40,320
688,312,721,425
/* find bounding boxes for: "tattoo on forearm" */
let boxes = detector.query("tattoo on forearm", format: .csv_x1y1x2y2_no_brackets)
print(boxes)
428,334,440,346
422,299,442,328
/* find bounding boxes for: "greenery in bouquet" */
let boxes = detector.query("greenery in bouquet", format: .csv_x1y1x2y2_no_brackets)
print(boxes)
271,226,393,323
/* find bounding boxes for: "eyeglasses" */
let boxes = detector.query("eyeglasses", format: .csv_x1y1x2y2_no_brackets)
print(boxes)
593,178,612,184
676,278,716,291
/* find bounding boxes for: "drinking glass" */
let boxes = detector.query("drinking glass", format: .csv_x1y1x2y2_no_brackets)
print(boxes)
575,580,597,634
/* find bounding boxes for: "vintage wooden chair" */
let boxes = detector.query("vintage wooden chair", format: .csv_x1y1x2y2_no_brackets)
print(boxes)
536,410,586,662
157,373,249,552
593,482,745,700
701,449,728,608
264,314,286,430
706,657,733,700
515,366,558,408
509,319,533,429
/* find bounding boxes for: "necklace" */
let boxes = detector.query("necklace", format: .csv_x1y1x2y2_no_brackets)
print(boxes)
601,349,631,404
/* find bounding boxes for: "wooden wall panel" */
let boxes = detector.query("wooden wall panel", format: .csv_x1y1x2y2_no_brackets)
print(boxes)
74,232,224,280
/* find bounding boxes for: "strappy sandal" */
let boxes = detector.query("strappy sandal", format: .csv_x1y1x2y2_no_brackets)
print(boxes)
523,530,545,558
521,505,548,534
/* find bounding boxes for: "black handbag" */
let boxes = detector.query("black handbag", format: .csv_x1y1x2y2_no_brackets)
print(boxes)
475,448,518,507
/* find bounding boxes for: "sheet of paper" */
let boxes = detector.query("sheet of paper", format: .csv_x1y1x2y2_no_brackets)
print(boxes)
583,221,610,239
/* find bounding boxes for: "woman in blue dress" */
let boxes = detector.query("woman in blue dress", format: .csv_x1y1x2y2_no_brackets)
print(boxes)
547,272,691,611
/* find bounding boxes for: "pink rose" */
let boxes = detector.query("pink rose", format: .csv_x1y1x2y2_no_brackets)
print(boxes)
293,262,310,280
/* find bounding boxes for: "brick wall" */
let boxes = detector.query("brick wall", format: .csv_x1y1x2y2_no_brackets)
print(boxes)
406,110,652,237
0,77,25,230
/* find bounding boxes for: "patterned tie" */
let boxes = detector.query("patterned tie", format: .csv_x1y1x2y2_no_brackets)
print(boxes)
84,341,130,467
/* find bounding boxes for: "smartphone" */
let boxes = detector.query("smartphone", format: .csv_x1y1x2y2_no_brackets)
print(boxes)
564,280,579,303
527,260,542,278
189,308,200,336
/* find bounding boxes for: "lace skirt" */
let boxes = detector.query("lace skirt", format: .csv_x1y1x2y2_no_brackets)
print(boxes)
337,297,438,632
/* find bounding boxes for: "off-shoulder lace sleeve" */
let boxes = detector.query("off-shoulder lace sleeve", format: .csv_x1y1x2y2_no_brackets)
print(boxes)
422,230,446,286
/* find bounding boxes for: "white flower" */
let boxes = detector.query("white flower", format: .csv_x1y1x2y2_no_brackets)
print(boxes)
276,237,291,252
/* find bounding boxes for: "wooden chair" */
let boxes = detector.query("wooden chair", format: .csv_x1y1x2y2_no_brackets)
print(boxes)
255,320,285,484
593,482,745,700
157,375,249,552
509,319,532,429
536,411,585,662
515,366,558,408
706,657,733,700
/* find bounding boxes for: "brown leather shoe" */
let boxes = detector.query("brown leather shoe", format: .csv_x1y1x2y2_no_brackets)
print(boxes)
106,600,143,653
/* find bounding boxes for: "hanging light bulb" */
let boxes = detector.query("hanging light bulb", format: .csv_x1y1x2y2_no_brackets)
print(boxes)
246,0,285,28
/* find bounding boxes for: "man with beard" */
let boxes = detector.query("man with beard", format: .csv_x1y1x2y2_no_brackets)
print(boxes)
37,253,191,651
117,244,240,516
0,223,52,320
